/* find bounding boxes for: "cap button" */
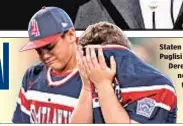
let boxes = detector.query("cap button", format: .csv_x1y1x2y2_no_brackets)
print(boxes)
42,6,46,9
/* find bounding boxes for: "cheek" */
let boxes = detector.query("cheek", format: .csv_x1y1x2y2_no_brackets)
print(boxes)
54,48,70,60
53,41,71,60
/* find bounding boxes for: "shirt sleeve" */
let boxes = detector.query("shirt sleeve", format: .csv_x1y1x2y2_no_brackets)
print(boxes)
124,97,177,123
114,53,177,123
12,69,31,123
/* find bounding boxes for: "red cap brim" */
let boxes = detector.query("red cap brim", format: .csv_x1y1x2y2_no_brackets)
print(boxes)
19,33,61,52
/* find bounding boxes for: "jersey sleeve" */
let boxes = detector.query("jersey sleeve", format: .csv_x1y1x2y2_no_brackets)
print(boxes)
124,97,177,123
114,53,177,123
12,68,31,123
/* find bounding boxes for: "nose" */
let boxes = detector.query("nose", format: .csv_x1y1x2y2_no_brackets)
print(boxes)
37,49,51,60
42,51,50,59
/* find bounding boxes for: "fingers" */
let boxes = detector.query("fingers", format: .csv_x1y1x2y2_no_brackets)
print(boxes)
76,45,83,61
77,45,84,56
84,46,108,70
98,47,107,69
76,46,96,75
82,56,90,74
85,47,94,70
90,47,100,68
110,56,116,75
78,46,116,75
76,46,85,74
82,46,102,74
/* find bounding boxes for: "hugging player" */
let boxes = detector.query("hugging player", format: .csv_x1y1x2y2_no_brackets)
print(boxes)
71,21,177,123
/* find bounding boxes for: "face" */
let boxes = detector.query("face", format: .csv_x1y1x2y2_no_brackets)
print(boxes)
36,29,76,73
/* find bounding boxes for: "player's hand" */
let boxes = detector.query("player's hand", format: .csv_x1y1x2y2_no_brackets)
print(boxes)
83,46,116,90
76,45,91,90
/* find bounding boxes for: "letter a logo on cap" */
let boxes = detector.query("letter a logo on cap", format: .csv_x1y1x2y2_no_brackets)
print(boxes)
31,19,40,37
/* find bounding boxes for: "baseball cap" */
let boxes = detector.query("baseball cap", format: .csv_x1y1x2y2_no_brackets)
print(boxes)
20,6,74,52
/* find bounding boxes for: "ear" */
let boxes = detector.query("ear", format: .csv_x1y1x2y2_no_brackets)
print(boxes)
67,28,76,44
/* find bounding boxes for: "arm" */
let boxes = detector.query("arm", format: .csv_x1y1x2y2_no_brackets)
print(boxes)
12,87,30,123
70,86,93,123
12,68,33,123
97,83,131,123
83,46,136,123
70,46,93,123
12,88,24,123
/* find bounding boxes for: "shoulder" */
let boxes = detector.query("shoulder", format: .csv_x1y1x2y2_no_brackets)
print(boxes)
22,62,46,85
25,62,45,77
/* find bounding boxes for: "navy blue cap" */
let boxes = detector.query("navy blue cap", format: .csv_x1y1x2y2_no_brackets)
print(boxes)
20,6,74,51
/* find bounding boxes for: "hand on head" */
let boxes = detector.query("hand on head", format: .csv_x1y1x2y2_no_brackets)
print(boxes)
76,45,117,90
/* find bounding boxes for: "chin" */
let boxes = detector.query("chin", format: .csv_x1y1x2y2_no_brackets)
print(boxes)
49,64,64,72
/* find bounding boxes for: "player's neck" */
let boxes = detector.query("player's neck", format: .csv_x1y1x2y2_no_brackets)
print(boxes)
51,69,73,77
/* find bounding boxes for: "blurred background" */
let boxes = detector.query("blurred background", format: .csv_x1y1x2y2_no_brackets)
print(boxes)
129,37,183,123
0,37,182,123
